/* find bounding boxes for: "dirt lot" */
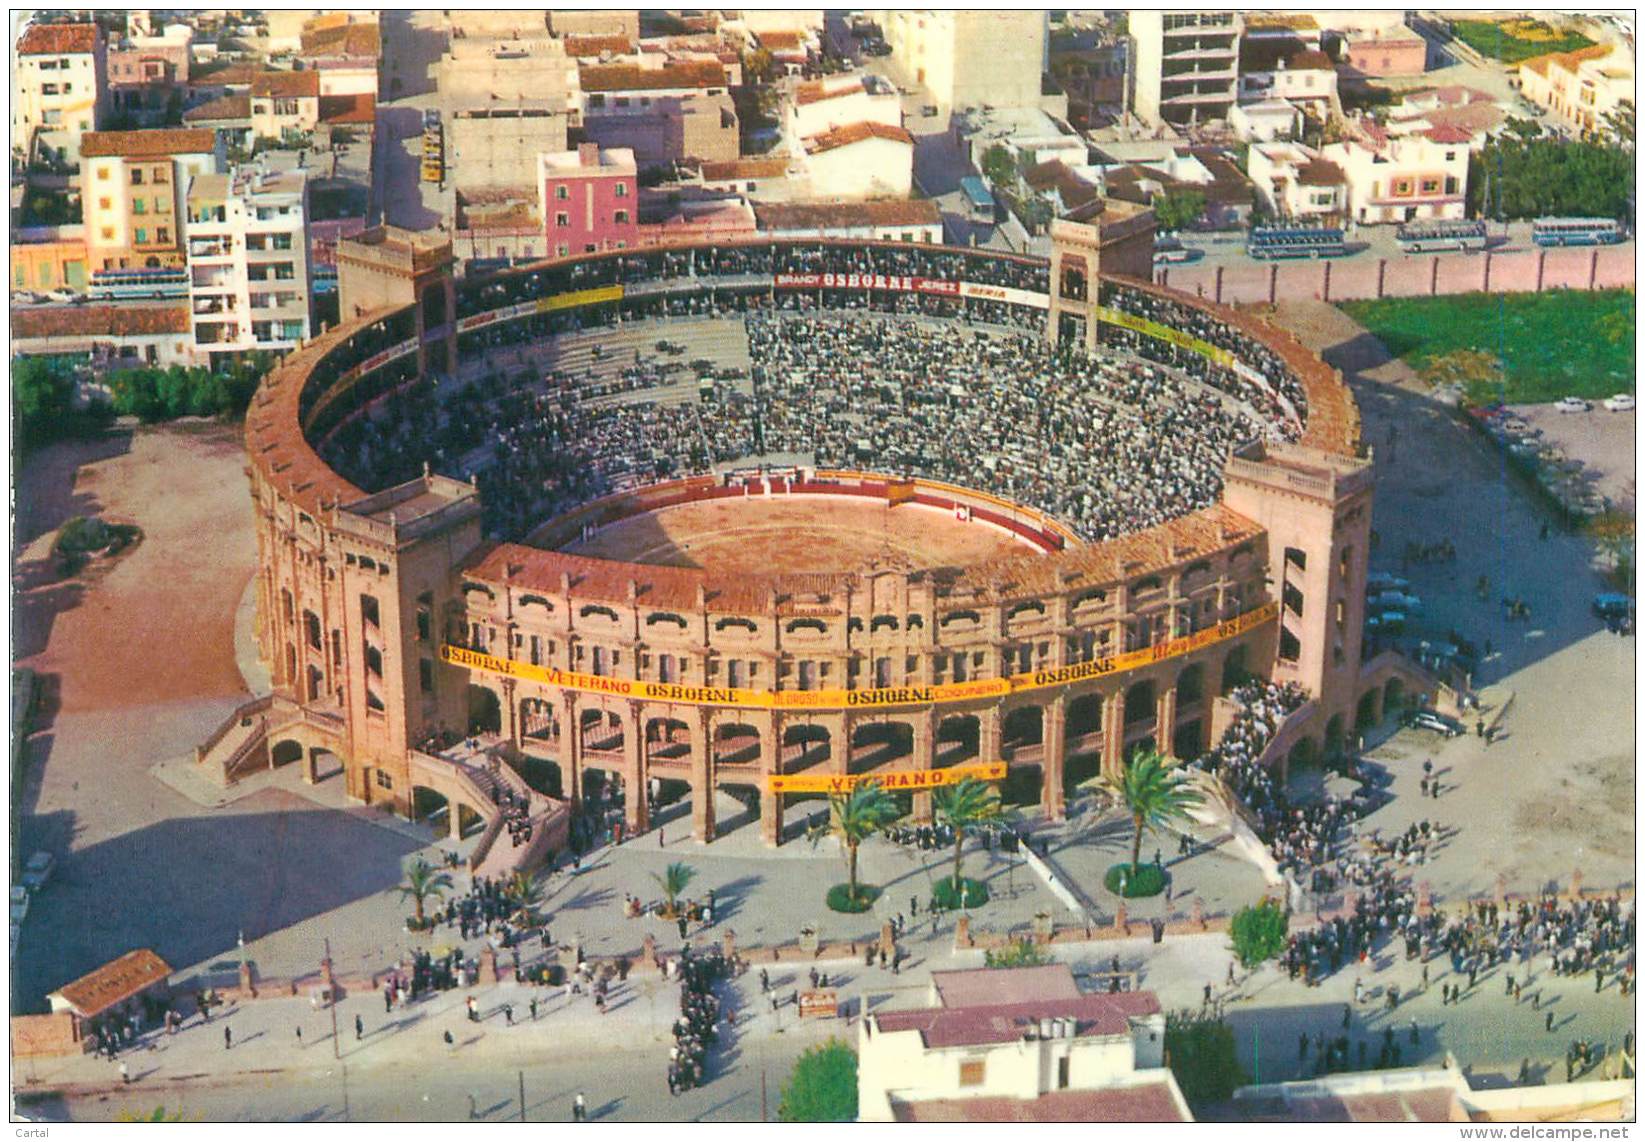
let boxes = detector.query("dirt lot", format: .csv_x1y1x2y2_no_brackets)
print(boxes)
561,495,1039,574
14,421,257,713
1507,403,1636,514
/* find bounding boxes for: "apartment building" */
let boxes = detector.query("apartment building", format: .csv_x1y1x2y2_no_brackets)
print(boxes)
81,128,222,274
1517,43,1634,140
1130,11,1243,129
1321,126,1469,225
538,144,639,257
107,23,192,125
185,165,312,362
583,89,739,170
803,121,915,199
790,74,902,140
1247,141,1349,224
876,10,1048,114
13,22,108,166
250,70,322,142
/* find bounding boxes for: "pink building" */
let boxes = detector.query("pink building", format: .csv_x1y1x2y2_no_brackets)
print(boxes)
538,143,640,256
1341,26,1428,78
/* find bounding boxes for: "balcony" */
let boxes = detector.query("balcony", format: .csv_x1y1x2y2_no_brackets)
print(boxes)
191,268,232,289
192,296,238,315
188,238,233,258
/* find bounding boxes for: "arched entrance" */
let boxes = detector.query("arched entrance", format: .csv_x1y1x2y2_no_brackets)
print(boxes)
1221,645,1249,695
580,709,623,753
1171,720,1204,759
1124,680,1155,727
1324,714,1345,759
1065,694,1104,789
849,720,912,772
271,739,304,768
411,785,451,832
455,802,486,839
1355,690,1379,732
936,714,980,767
1382,678,1406,718
713,722,761,766
520,697,558,744
309,746,344,782
467,685,502,735
1002,706,1043,756
1177,663,1206,707
782,723,831,770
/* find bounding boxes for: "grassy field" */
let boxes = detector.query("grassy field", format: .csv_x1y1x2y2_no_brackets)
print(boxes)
1451,18,1594,64
1339,290,1635,403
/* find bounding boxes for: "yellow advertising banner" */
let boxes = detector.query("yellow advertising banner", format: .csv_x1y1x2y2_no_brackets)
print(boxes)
441,601,1277,712
767,762,1007,795
535,284,624,313
885,479,919,507
1094,306,1234,368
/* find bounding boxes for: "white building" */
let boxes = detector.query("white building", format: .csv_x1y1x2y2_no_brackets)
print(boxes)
1130,11,1242,129
1248,141,1348,223
858,966,1191,1123
1321,126,1469,225
13,21,107,166
185,165,312,362
1230,98,1304,142
1517,43,1635,140
803,121,914,199
876,10,1047,114
790,74,902,142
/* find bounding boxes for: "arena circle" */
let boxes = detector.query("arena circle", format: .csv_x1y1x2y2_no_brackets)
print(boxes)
236,234,1373,852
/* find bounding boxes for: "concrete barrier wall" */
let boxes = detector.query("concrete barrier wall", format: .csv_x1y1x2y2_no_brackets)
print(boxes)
1158,244,1634,307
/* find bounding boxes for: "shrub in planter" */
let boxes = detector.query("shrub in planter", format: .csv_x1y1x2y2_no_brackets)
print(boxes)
1104,862,1167,898
930,876,990,911
826,883,880,913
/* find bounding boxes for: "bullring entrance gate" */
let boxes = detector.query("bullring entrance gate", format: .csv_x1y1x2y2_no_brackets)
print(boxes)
445,602,1274,846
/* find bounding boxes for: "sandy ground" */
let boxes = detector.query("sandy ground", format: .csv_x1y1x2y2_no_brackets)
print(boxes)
561,496,1038,574
1507,403,1636,514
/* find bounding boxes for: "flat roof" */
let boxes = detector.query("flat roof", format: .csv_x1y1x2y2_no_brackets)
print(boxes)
893,1083,1190,1122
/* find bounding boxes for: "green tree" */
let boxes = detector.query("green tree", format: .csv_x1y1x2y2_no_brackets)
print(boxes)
811,780,899,906
1152,189,1206,233
1165,1011,1248,1104
932,776,1008,895
1466,135,1635,220
398,857,454,927
982,144,1018,192
1229,897,1289,969
12,356,76,448
984,939,1052,968
1107,749,1200,876
506,869,544,926
1417,348,1505,406
742,46,776,85
652,861,696,916
778,1038,858,1122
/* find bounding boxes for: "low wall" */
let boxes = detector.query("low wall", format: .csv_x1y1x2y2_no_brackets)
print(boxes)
10,1012,84,1058
1158,245,1634,307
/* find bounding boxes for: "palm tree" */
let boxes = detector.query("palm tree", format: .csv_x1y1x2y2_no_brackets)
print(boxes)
507,869,544,927
811,780,899,905
399,857,454,927
932,777,1009,895
1107,749,1201,876
652,861,696,917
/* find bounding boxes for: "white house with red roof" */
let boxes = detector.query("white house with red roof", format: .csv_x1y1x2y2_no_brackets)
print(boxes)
857,964,1190,1122
1321,123,1470,225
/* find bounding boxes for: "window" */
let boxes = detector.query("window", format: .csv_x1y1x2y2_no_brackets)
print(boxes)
156,227,170,244
556,244,569,256
155,195,170,213
98,197,111,210
375,769,393,790
958,1060,986,1087
134,227,148,244
419,658,434,694
153,166,168,184
42,109,61,125
133,199,147,214
614,210,629,224
556,212,569,227
615,182,628,198
274,263,295,280
273,232,292,250
96,167,109,180
131,169,144,185
555,185,569,200
1444,151,1457,162
100,227,114,240
41,83,59,95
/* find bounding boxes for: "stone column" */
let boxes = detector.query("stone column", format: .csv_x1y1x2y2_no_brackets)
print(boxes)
562,692,583,806
623,701,647,837
1100,691,1125,779
979,706,1003,765
690,709,715,843
911,711,936,824
760,714,783,847
1041,696,1067,820
1155,684,1178,758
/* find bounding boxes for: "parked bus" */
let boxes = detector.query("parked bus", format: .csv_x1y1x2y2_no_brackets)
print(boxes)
958,175,996,225
1396,219,1488,253
88,266,189,301
1246,225,1348,260
1531,217,1625,247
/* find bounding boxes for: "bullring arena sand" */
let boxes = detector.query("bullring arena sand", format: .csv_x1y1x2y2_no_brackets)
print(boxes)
558,495,1046,574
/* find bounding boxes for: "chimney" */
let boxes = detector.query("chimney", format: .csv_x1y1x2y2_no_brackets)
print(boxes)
579,141,600,167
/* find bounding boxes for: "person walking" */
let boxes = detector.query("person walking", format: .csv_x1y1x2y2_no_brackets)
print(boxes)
467,995,479,1022
120,1060,130,1085
223,1025,232,1051
1545,1011,1555,1033
530,997,539,1022
355,1014,364,1041
504,1003,514,1026
1341,1004,1351,1030
573,1092,587,1122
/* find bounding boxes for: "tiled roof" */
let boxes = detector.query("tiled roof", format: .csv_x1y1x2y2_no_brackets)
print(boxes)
251,70,321,99
753,199,940,231
1520,42,1613,78
80,129,217,159
580,60,726,92
48,950,172,1018
933,965,1081,1007
804,120,913,154
18,22,97,55
300,21,381,59
699,156,793,180
191,62,263,88
874,991,1162,1049
1296,157,1347,186
320,93,377,125
1024,159,1101,207
183,92,252,123
564,34,634,57
893,1083,1190,1123
1422,125,1474,144
758,29,804,50
796,77,866,105
12,304,192,339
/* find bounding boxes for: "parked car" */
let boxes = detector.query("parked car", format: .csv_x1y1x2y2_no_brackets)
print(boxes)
1370,590,1423,614
1405,709,1464,738
20,851,54,893
1593,593,1635,620
1364,572,1410,594
1366,610,1405,634
1602,394,1635,412
45,287,77,303
1152,237,1201,264
1554,396,1591,413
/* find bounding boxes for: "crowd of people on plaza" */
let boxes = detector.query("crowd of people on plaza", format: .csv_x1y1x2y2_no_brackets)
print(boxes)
319,241,1315,547
666,947,728,1096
